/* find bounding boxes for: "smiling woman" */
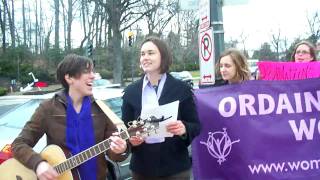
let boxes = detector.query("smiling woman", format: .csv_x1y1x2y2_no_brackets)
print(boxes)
7,54,129,180
0,88,131,179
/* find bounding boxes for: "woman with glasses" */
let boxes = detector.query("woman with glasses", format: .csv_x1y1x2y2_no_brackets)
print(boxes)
291,40,317,62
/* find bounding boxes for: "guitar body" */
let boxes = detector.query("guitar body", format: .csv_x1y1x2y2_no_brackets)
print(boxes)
0,145,73,180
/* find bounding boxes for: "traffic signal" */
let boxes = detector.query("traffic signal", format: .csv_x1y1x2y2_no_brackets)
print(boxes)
87,44,93,57
128,32,134,47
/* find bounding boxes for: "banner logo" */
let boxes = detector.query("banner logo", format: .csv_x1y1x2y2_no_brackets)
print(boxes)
200,128,240,165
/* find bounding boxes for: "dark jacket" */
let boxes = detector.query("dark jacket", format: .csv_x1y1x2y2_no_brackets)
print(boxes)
12,91,128,180
122,73,201,176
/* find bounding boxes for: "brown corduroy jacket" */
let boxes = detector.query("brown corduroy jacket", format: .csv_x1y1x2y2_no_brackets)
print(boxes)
12,90,128,180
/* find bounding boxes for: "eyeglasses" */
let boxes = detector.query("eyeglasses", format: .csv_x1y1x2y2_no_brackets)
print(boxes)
296,50,310,55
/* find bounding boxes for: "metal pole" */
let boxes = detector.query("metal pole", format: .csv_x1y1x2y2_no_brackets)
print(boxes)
210,0,225,83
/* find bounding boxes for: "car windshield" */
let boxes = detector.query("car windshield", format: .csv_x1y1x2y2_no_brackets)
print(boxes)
0,99,30,117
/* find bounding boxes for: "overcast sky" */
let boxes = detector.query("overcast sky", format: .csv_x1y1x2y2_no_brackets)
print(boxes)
222,0,320,51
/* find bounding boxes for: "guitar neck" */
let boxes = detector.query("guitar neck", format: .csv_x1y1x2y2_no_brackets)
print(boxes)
54,131,129,174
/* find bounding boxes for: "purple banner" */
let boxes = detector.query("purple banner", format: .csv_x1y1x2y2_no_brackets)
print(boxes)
192,78,320,180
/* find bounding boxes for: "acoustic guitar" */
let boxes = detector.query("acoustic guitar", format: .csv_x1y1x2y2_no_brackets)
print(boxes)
0,118,159,180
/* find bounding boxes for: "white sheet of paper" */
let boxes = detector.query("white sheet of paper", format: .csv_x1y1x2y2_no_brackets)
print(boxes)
140,100,179,138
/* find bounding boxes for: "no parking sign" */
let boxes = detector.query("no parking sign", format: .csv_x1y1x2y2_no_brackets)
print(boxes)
199,27,215,85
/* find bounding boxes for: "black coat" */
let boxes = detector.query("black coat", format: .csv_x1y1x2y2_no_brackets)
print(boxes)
121,73,201,177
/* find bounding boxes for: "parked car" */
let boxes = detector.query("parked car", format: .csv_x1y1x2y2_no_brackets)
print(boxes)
170,71,194,87
0,88,131,180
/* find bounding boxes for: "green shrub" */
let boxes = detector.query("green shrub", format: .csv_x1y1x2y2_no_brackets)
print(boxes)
99,69,113,79
0,87,7,96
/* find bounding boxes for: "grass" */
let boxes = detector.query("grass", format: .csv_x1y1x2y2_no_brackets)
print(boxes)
190,70,200,78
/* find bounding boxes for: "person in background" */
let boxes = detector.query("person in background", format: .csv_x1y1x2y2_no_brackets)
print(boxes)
291,40,317,62
121,36,201,180
12,54,128,180
218,48,251,83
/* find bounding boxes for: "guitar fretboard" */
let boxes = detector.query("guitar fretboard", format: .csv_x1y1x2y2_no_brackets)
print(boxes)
54,131,129,174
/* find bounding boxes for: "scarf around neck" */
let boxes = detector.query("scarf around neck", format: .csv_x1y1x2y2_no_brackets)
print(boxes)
66,94,97,180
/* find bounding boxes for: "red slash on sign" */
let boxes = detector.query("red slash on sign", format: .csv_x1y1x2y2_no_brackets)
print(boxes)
202,16,207,21
201,33,212,61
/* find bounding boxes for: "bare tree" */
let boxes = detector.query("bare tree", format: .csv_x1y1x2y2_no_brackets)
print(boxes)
66,0,80,51
270,28,281,61
4,0,15,47
141,0,178,36
307,12,320,44
95,0,154,84
60,0,78,51
239,31,249,57
79,1,99,48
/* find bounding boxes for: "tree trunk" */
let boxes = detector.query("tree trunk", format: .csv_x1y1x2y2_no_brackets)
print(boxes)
112,28,123,84
35,0,38,54
66,0,73,51
109,0,123,84
10,0,15,47
4,0,15,47
60,0,67,50
0,0,6,52
22,0,26,46
54,0,59,49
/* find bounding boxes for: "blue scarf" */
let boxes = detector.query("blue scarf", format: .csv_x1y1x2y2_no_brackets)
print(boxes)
66,95,97,180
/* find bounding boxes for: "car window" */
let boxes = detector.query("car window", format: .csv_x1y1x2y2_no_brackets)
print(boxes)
0,99,30,117
0,99,43,128
103,97,123,118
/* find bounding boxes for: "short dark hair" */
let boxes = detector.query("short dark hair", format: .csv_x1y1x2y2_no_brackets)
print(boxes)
140,36,172,73
56,54,93,90
291,40,317,61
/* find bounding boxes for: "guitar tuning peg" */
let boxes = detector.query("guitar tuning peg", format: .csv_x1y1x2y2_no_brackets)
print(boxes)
136,131,141,136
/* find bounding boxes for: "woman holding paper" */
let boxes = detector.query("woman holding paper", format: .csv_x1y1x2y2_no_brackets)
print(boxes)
291,40,317,62
122,36,201,179
219,48,251,83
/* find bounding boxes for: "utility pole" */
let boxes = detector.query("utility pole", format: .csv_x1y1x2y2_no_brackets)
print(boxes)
211,0,225,84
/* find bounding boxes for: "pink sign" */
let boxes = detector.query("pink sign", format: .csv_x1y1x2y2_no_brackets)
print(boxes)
257,61,320,80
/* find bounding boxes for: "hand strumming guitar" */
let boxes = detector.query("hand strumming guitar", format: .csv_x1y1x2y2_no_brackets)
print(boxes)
36,161,59,180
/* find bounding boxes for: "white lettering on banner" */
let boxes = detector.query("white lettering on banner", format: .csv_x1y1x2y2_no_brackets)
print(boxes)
218,91,320,117
218,97,236,117
258,94,275,115
288,118,317,141
239,95,257,116
305,92,320,112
